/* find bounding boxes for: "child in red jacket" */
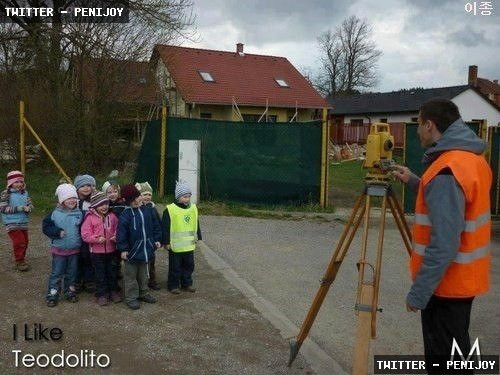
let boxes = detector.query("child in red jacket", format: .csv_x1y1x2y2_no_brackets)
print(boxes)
81,192,121,306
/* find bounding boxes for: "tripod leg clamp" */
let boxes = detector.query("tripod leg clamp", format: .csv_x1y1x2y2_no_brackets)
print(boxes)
355,303,382,313
320,277,335,286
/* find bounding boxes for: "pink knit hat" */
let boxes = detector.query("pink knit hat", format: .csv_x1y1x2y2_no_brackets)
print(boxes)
7,171,24,188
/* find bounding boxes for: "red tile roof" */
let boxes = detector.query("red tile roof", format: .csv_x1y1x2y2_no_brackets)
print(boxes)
477,78,500,95
152,45,329,109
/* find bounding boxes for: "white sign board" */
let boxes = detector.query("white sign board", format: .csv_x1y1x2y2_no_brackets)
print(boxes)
178,140,201,204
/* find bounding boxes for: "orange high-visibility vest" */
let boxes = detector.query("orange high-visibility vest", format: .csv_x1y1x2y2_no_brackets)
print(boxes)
410,150,492,298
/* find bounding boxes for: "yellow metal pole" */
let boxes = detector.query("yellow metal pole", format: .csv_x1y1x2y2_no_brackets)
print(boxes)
320,108,328,207
158,103,167,198
23,118,71,183
325,109,330,207
19,101,26,175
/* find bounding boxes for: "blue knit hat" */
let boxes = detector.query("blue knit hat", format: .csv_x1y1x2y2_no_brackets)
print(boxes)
175,180,192,200
74,175,96,190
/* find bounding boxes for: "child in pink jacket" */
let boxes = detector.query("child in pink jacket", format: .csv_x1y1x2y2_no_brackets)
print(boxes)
81,192,121,306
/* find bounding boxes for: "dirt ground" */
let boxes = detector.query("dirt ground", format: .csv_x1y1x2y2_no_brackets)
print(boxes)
0,216,312,375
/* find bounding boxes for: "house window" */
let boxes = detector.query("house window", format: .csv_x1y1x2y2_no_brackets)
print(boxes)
200,113,212,119
380,118,387,123
411,117,418,122
199,71,215,82
275,78,289,88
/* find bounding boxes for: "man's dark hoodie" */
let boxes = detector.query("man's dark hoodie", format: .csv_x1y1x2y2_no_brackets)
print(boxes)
406,118,486,309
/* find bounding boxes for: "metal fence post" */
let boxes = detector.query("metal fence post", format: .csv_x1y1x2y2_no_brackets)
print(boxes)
19,101,26,175
158,103,167,198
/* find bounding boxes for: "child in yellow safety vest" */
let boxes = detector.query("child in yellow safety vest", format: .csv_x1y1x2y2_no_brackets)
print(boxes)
161,180,202,294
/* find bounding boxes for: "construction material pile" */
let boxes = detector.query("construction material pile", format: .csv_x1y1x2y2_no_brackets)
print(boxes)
330,142,365,163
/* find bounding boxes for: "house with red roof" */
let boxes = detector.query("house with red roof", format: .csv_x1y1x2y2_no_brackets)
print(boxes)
150,43,329,122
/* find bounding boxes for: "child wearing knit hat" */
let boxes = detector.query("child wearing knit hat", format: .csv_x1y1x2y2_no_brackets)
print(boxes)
161,180,202,294
81,192,121,306
73,174,96,293
102,181,126,216
116,184,162,310
135,181,161,290
0,171,33,272
42,184,83,307
102,181,126,282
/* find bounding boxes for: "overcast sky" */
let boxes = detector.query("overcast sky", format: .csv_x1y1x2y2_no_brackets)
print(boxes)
184,0,500,92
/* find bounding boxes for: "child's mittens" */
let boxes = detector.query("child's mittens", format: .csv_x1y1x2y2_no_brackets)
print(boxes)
121,251,128,260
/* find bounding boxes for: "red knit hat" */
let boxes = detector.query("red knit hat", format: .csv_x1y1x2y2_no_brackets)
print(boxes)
121,184,141,205
7,170,24,189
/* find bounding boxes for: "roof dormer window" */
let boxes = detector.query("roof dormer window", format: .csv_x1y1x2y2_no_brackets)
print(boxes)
199,71,215,82
275,78,289,88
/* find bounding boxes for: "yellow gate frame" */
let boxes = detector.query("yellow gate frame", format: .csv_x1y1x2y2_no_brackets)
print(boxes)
320,107,330,208
19,101,71,182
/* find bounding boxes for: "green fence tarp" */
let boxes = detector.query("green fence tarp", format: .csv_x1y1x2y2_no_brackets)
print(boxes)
490,127,500,216
136,117,323,204
403,122,481,213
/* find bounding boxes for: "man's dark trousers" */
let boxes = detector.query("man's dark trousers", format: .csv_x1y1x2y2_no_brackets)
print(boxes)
421,295,474,374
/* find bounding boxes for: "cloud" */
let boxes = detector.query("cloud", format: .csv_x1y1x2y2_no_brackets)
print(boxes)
446,26,492,47
183,0,500,92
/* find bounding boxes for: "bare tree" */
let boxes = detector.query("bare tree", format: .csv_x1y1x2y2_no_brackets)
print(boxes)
315,15,381,97
0,0,196,171
316,30,345,96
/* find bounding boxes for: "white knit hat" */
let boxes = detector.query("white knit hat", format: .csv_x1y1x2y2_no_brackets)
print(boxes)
175,180,192,200
102,181,112,194
55,183,78,204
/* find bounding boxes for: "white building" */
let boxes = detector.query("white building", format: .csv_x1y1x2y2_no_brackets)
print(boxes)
329,85,500,127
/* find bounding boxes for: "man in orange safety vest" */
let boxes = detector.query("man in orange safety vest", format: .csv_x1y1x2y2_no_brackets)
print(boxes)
394,98,491,371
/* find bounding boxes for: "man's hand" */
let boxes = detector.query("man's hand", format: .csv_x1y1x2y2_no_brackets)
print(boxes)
121,251,128,260
97,236,106,243
154,241,161,249
110,236,116,242
393,165,412,184
406,302,420,312
60,230,65,238
166,244,171,250
23,205,31,213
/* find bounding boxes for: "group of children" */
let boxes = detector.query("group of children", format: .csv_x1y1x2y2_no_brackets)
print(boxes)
1,171,201,310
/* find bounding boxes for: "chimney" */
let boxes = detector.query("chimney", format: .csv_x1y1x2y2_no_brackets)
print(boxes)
468,65,478,86
236,43,244,54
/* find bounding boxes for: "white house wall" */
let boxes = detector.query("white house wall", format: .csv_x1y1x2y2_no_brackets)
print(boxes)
340,89,500,126
342,113,417,124
451,89,500,126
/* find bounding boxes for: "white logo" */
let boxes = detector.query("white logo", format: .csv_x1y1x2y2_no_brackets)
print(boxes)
450,337,481,361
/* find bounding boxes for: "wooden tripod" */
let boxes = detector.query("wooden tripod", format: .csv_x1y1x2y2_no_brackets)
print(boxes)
288,183,413,374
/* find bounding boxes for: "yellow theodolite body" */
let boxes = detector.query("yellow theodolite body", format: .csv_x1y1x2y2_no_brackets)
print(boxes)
363,123,395,183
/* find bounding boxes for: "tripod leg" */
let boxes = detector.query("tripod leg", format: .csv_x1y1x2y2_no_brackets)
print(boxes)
353,283,374,375
389,190,412,241
288,194,366,367
387,195,412,256
355,193,372,306
353,194,374,375
371,194,387,338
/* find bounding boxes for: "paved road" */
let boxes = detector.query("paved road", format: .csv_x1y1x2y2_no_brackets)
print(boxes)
201,215,500,373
